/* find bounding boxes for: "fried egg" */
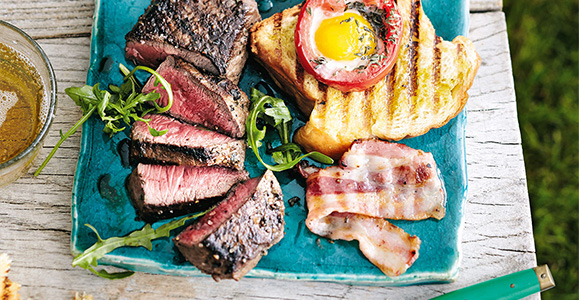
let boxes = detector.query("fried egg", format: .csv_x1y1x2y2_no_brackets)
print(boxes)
308,5,379,72
295,0,402,91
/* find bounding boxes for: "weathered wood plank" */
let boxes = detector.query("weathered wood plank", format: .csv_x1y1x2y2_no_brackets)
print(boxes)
470,0,502,12
0,0,95,39
0,0,501,40
0,3,534,300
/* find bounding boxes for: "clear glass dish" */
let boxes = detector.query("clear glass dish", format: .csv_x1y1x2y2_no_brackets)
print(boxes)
0,20,57,187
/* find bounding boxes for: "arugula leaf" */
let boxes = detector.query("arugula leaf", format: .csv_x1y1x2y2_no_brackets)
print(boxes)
67,85,99,109
246,88,334,171
72,209,209,279
34,64,173,176
147,122,168,137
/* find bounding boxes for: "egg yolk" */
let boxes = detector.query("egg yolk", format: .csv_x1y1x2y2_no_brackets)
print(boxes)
315,12,376,61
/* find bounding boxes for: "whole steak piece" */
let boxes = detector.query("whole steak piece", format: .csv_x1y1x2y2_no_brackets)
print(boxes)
125,0,261,84
174,170,285,281
142,56,249,138
130,114,246,170
126,163,249,222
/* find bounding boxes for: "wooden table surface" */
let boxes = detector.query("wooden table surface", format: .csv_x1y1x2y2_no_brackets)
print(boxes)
0,0,538,299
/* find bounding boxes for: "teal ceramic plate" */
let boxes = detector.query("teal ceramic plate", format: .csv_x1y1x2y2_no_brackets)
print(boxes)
71,0,469,285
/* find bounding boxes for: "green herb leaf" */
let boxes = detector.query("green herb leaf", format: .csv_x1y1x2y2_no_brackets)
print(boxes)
246,88,334,171
97,90,111,119
264,103,292,127
301,151,335,164
72,209,210,279
272,151,286,165
33,105,97,177
147,122,168,137
121,64,173,114
34,64,174,176
90,268,135,280
66,85,99,104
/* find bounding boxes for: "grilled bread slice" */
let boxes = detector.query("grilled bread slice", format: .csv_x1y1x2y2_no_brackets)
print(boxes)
250,0,480,158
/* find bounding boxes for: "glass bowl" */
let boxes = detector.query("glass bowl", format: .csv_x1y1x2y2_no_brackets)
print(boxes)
0,20,57,187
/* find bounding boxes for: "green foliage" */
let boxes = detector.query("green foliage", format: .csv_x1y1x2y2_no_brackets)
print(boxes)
34,64,173,176
246,88,333,171
504,0,578,298
72,210,209,279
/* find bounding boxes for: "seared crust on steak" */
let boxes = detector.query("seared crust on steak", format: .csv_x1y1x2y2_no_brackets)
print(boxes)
143,57,249,138
250,1,481,158
126,164,249,222
125,0,261,83
130,114,246,170
174,170,284,281
130,140,246,170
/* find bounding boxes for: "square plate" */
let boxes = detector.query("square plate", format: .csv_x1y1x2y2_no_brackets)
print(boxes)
71,0,469,286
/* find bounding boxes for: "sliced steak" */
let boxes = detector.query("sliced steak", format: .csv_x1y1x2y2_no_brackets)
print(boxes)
126,163,249,222
125,0,261,84
131,114,245,170
143,56,249,138
174,170,284,281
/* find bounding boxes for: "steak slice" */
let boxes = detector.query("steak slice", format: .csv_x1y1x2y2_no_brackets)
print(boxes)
125,0,261,84
174,170,284,281
143,56,249,138
131,114,246,170
126,163,249,222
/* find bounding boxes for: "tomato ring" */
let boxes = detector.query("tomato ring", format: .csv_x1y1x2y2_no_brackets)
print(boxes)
295,0,402,92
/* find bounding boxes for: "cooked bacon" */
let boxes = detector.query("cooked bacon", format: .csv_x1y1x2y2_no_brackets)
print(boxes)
310,212,421,277
303,139,446,276
307,140,446,221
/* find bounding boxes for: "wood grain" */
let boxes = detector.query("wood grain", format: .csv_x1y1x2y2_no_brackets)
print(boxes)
0,0,94,39
470,0,502,12
0,0,536,299
0,0,502,39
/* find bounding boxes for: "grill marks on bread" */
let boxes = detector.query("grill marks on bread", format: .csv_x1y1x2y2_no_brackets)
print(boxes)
408,0,420,98
250,0,481,159
432,36,442,116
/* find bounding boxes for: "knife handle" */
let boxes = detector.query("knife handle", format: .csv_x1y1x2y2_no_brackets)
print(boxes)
431,265,555,300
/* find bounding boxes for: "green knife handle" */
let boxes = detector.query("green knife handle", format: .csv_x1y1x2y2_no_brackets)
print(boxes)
432,269,540,300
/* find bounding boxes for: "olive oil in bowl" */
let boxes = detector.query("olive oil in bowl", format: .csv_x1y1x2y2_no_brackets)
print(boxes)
0,20,56,187
0,42,45,164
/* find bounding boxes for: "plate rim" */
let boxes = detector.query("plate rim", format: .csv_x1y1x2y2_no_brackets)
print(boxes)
71,0,470,286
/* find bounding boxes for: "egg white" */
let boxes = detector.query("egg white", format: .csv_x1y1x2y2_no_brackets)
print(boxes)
308,6,375,77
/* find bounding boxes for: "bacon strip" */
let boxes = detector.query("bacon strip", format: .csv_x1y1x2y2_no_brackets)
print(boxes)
304,139,446,276
309,212,421,276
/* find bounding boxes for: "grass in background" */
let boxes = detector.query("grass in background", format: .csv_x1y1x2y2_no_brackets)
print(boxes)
503,0,578,298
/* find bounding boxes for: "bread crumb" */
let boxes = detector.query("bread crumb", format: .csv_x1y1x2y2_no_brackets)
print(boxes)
1,253,21,300
74,291,93,300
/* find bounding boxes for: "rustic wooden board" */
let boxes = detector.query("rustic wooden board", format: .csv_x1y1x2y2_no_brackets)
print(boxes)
0,0,502,40
0,0,537,299
470,0,502,12
0,0,94,39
